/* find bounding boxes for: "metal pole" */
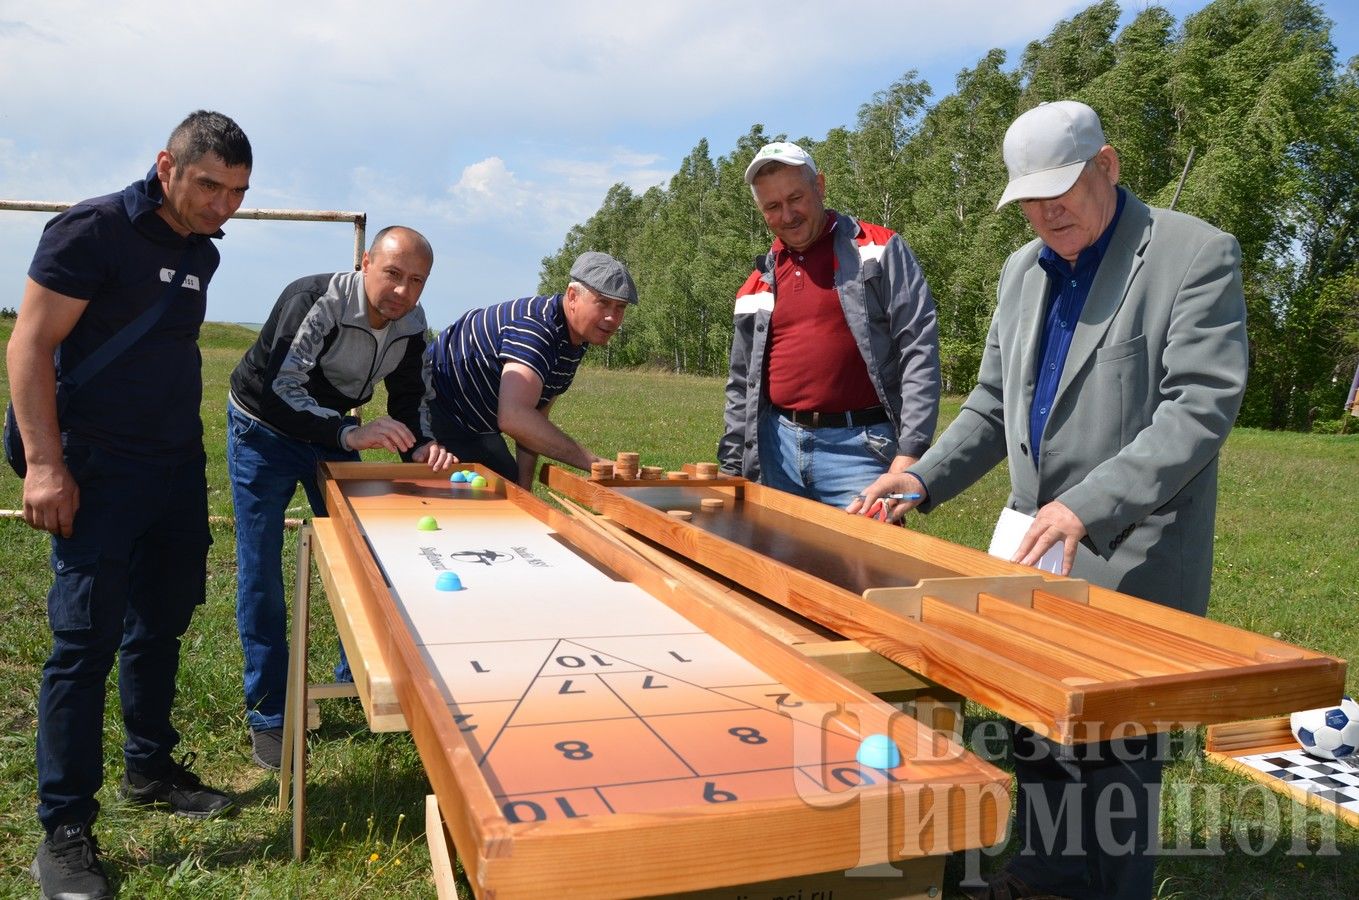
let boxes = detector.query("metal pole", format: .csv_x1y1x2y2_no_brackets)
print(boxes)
0,200,366,225
353,213,367,271
2,198,369,285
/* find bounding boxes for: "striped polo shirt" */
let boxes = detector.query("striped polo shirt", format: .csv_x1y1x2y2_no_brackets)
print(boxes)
428,294,587,435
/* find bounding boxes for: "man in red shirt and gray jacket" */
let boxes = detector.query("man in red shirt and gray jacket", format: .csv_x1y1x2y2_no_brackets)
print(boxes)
719,141,940,510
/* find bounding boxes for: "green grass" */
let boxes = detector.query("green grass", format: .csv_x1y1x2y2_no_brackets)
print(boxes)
0,321,1356,898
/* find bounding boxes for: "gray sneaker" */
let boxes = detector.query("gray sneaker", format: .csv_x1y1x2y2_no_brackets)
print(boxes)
30,821,112,900
251,727,284,770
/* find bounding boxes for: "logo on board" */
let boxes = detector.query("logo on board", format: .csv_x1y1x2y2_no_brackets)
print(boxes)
448,549,516,567
418,545,550,570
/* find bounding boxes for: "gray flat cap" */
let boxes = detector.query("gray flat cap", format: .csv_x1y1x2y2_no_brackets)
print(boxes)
570,251,638,304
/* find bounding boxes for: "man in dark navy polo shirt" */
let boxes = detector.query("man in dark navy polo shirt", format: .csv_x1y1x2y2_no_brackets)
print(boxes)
426,251,637,487
7,110,253,900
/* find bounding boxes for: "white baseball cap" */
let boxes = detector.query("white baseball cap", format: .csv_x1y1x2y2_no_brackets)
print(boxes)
996,101,1106,210
744,141,819,184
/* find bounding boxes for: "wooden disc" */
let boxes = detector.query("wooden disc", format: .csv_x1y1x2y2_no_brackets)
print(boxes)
700,498,725,511
666,509,693,520
665,471,690,480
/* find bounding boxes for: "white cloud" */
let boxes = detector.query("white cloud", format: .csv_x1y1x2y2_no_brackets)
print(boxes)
0,1,1090,144
450,157,530,217
2,0,1351,324
347,149,670,241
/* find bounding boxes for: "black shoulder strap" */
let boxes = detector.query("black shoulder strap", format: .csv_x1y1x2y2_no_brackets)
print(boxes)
59,242,197,396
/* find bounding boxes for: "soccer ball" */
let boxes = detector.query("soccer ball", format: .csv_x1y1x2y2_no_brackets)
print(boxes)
1291,696,1359,760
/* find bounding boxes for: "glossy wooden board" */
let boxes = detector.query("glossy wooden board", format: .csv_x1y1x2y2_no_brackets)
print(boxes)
318,463,1010,898
543,467,1347,744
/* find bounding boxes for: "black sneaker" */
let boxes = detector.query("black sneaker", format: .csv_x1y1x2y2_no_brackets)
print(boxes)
30,821,112,900
120,752,235,819
250,727,283,770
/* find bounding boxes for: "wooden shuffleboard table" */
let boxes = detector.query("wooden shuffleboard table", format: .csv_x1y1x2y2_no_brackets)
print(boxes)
289,463,1010,899
543,466,1347,746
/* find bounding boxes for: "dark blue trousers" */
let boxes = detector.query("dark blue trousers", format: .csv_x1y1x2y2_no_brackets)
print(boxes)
1006,724,1165,900
36,443,210,834
429,402,518,484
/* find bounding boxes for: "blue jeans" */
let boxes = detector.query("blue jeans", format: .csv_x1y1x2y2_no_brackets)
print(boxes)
37,443,210,834
227,401,355,731
757,407,898,508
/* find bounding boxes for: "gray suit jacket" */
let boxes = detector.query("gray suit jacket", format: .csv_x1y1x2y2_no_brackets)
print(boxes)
911,191,1248,613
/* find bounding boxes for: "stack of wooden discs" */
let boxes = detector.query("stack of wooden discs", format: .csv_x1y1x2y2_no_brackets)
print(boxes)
590,460,615,480
640,465,663,479
665,471,690,480
614,452,640,480
693,462,719,479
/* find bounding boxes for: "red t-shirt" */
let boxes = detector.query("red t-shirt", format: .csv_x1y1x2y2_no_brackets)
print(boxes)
766,214,879,412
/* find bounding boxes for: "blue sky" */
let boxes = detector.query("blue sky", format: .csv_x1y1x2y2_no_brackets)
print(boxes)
1,1,1354,328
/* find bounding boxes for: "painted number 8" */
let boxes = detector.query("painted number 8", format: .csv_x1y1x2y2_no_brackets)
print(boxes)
554,740,593,760
728,726,767,745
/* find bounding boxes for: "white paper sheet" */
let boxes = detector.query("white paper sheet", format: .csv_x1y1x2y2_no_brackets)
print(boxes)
988,507,1068,574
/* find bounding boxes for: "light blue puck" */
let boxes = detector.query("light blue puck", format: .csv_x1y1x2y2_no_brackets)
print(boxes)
856,733,901,769
450,471,467,483
435,572,463,592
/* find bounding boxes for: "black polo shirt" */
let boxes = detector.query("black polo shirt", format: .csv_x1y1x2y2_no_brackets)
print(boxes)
27,166,223,463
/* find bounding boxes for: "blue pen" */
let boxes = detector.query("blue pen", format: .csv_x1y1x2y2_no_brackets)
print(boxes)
854,492,922,502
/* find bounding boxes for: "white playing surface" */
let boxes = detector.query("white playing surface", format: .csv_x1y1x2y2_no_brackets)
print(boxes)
343,479,911,823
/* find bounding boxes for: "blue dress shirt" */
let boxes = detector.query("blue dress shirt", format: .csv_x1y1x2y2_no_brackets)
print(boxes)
1028,187,1127,463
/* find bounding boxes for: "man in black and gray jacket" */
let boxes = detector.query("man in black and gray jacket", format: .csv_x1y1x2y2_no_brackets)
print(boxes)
226,225,455,768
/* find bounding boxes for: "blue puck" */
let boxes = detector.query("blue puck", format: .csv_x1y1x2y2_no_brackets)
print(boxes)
856,733,901,769
435,572,463,592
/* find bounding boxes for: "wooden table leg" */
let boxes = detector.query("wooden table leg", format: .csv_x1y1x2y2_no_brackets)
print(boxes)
425,795,459,900
911,687,966,743
278,523,313,861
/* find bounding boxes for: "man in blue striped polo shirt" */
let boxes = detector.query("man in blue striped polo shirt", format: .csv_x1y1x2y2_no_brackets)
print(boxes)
427,251,637,487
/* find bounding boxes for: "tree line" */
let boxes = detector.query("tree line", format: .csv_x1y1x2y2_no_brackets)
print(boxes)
539,0,1359,431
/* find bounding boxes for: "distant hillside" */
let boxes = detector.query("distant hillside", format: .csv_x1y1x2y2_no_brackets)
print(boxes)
0,319,255,347
199,321,259,350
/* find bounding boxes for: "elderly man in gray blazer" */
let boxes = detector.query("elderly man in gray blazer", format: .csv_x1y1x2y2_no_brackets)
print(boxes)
854,101,1248,899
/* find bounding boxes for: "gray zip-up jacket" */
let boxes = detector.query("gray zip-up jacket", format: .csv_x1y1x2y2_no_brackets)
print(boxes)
718,212,941,478
229,270,435,450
